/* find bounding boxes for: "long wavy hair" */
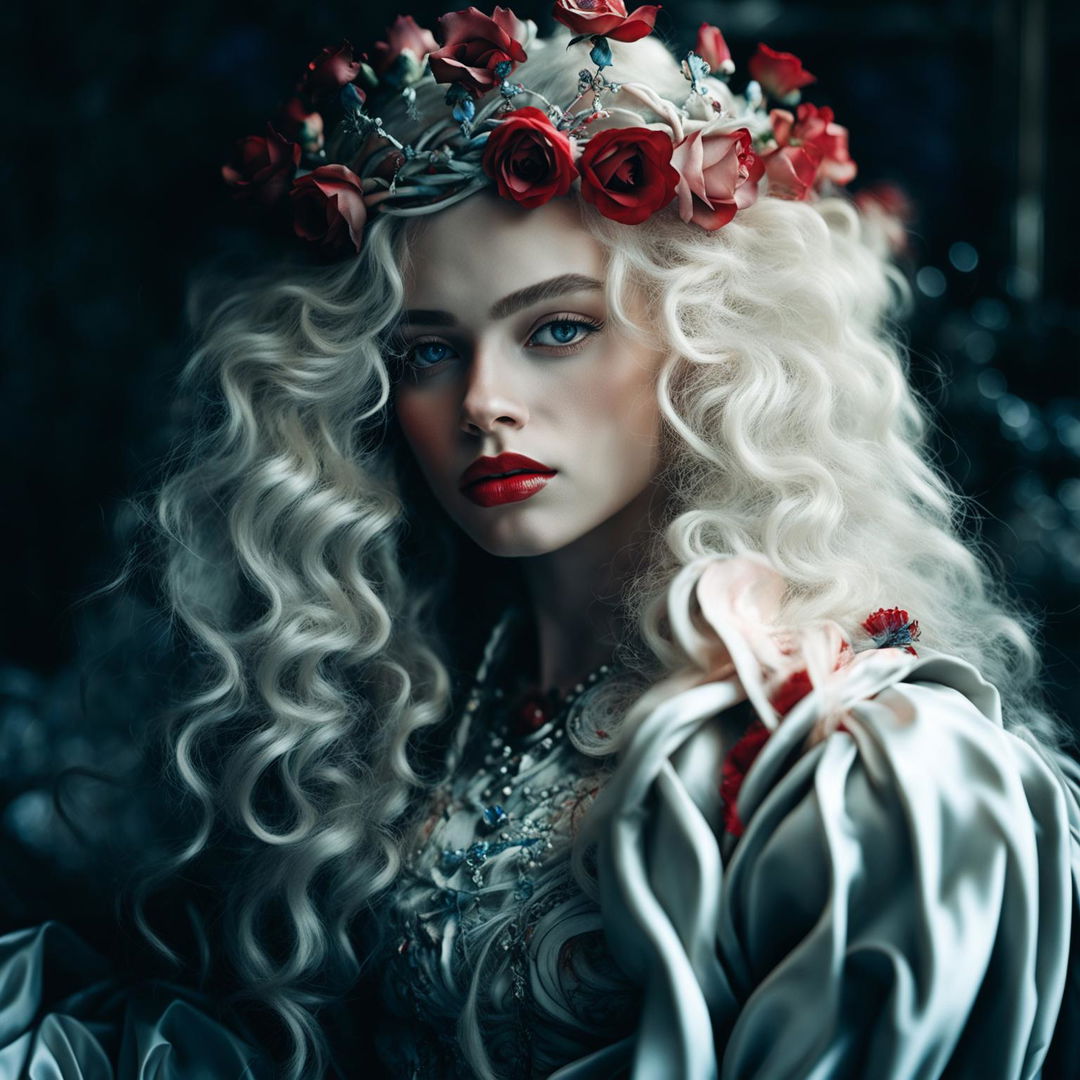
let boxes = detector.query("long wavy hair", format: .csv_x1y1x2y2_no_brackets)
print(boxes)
137,30,1063,1078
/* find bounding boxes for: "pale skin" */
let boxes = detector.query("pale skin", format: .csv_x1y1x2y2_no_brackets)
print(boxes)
393,193,670,695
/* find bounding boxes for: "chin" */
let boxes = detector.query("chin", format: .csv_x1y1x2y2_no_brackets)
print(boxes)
460,516,585,559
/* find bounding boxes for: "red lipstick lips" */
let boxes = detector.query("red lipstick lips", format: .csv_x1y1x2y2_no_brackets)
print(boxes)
460,452,557,508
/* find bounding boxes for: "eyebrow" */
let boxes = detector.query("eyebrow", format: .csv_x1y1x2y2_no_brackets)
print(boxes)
400,273,604,327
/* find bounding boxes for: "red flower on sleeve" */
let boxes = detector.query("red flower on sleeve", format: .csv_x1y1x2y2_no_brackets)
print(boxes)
719,719,771,838
862,608,921,655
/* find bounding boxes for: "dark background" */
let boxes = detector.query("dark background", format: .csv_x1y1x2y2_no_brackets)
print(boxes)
1,0,1078,945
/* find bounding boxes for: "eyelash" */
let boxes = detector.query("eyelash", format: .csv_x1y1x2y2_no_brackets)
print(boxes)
402,315,605,372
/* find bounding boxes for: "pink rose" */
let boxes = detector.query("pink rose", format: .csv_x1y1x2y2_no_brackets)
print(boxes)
551,0,661,43
371,15,439,76
221,125,301,206
301,41,364,102
748,42,816,100
481,107,577,209
761,143,824,201
290,164,367,256
671,125,762,230
427,6,530,97
578,126,679,225
770,103,856,186
694,23,733,76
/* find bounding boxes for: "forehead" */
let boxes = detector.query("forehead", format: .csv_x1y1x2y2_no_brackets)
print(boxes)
403,193,606,314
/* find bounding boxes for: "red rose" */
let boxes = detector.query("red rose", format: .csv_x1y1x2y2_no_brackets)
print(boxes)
694,23,733,76
578,126,679,224
427,6,530,97
301,41,364,101
748,43,816,100
671,124,763,230
551,0,660,43
771,104,856,186
222,125,301,206
761,143,823,201
482,107,577,209
290,164,367,255
371,15,439,76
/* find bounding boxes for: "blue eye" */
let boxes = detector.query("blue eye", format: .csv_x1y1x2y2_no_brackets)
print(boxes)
408,340,456,368
529,319,601,348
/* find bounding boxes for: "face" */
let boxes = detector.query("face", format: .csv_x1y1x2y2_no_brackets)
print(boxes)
393,193,668,558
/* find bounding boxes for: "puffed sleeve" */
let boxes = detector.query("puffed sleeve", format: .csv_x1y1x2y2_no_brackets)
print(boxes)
0,921,272,1078
716,667,1075,1080
557,556,1079,1080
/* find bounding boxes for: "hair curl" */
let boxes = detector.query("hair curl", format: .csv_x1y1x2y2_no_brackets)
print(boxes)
138,30,1063,1079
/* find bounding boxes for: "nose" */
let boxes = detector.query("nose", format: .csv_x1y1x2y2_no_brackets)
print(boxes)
459,345,529,436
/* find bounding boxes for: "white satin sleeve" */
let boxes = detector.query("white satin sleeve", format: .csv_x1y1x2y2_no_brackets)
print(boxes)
716,664,1076,1080
0,921,271,1079
566,649,1079,1080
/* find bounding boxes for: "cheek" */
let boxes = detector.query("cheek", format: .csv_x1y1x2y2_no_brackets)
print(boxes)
394,393,452,476
558,355,663,481
599,355,663,446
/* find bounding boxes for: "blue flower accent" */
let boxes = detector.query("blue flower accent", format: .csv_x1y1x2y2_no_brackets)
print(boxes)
482,805,509,829
682,51,710,93
444,83,476,127
589,36,613,71
339,83,366,111
494,60,513,79
452,97,475,125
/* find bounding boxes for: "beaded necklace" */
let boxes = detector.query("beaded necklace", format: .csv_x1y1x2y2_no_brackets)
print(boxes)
448,609,622,802
388,609,645,1076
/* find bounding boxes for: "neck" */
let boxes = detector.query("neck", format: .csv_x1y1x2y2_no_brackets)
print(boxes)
520,482,663,695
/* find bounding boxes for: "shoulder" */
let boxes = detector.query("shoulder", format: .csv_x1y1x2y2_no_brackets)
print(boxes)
582,555,1080,1079
713,650,1079,1079
735,648,1073,844
648,552,1074,849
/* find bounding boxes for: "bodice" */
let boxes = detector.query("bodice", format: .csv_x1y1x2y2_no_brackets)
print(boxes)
372,615,644,1079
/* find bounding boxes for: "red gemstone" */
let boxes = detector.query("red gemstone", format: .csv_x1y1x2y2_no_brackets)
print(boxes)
513,691,551,735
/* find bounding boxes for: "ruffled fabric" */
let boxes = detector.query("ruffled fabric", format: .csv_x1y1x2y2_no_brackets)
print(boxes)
0,922,270,1079
552,554,1079,1079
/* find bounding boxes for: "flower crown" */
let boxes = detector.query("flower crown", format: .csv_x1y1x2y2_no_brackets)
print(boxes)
222,2,857,257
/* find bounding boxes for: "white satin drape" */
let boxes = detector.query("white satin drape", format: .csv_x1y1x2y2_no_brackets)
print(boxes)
554,556,1080,1080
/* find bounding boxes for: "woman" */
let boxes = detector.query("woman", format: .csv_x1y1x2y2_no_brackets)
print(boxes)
3,6,1077,1079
